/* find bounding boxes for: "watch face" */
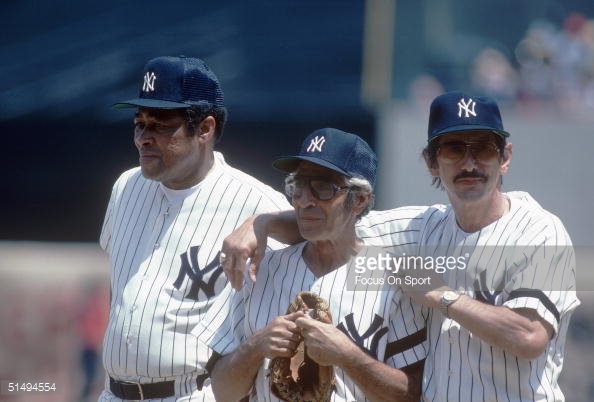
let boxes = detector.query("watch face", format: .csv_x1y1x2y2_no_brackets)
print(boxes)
443,291,460,302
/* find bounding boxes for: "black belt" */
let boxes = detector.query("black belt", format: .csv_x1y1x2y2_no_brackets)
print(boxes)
109,375,209,400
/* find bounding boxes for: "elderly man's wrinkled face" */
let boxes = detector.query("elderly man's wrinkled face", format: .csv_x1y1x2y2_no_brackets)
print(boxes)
289,161,359,242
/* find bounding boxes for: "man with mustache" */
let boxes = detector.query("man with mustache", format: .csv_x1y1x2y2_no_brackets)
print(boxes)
219,91,579,401
397,91,579,401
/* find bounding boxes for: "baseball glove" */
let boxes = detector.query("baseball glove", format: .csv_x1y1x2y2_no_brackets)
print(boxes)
269,291,335,402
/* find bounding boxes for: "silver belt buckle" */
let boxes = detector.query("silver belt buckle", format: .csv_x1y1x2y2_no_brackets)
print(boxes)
136,383,144,401
122,381,144,400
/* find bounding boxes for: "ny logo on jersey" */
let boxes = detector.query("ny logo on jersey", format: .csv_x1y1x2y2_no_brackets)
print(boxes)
475,290,502,305
173,246,223,300
457,97,477,118
337,313,388,360
143,71,157,92
473,269,502,305
306,135,326,152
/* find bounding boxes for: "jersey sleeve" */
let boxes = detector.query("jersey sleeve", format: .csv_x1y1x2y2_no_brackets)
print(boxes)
502,217,579,333
99,170,134,253
192,283,246,356
99,187,115,253
503,244,578,333
384,292,428,369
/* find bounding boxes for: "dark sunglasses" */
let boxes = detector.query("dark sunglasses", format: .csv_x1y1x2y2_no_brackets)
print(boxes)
284,176,350,201
437,141,500,163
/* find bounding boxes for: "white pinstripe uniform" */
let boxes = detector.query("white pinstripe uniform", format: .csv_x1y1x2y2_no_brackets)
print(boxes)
98,151,290,402
340,193,579,401
194,206,429,402
416,191,579,402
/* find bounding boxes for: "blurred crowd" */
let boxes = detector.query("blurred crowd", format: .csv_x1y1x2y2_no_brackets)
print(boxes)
0,281,109,402
411,12,594,120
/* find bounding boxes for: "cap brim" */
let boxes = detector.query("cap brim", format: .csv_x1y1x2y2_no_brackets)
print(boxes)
272,156,351,177
430,125,510,141
112,98,191,109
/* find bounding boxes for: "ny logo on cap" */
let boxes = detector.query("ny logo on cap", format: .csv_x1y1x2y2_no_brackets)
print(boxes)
457,98,477,118
142,72,157,92
306,135,326,152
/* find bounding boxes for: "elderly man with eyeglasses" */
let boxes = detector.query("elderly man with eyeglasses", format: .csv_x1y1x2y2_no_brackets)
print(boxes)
215,92,579,401
193,128,427,402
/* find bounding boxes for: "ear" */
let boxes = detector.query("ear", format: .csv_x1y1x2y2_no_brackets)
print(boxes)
423,150,440,178
195,115,216,144
499,142,512,174
352,192,373,217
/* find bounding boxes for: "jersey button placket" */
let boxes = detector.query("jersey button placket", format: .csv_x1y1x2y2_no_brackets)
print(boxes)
152,202,172,250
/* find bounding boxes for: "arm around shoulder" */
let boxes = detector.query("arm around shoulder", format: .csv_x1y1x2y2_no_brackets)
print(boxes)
222,210,302,289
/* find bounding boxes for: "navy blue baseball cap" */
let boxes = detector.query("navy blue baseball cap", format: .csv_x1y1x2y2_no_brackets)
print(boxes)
273,128,377,188
427,91,510,142
113,56,224,109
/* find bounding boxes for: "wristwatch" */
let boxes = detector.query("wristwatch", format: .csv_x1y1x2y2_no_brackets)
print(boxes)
439,290,461,318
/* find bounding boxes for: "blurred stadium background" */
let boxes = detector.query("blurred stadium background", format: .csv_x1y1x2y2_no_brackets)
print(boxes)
1,1,593,400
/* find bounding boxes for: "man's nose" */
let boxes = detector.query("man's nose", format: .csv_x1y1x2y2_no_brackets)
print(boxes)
134,127,154,146
459,147,478,171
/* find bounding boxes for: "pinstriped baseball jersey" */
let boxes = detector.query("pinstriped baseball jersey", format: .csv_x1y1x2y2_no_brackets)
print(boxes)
418,191,579,402
326,195,578,401
356,206,431,247
196,235,429,401
98,152,291,402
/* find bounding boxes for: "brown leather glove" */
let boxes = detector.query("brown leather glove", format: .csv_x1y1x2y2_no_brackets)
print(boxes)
269,291,335,402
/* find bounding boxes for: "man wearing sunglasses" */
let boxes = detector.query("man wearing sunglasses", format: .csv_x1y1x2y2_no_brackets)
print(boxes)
398,91,579,401
217,92,579,401
194,128,427,402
